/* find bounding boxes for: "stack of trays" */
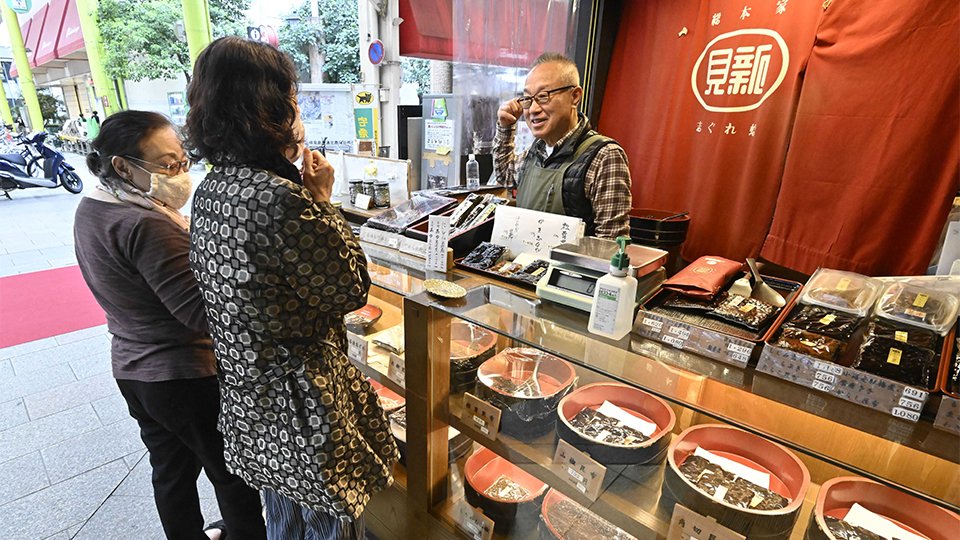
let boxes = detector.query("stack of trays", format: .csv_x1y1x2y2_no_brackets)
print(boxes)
475,348,577,439
805,477,959,540
661,425,810,538
464,447,548,533
555,383,675,466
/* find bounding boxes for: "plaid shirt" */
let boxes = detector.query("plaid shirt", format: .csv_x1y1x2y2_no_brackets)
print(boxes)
494,116,632,239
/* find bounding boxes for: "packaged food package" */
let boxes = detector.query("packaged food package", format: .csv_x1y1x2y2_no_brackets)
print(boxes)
950,336,960,395
568,405,651,447
853,335,938,389
783,305,862,342
774,326,845,362
662,256,743,299
541,490,637,540
371,325,404,355
800,269,883,317
709,294,778,332
662,291,727,312
365,193,456,233
484,474,531,502
864,318,939,351
677,455,789,511
823,516,886,540
875,282,960,335
461,242,507,270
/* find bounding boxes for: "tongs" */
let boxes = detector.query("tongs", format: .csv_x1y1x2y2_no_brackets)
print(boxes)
727,259,786,308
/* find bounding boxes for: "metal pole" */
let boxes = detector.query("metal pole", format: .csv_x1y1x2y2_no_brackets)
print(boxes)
74,0,120,115
182,0,213,67
0,78,14,126
1,5,43,130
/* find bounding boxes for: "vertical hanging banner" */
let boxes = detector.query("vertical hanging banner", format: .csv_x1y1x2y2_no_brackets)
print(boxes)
353,84,380,154
599,0,826,263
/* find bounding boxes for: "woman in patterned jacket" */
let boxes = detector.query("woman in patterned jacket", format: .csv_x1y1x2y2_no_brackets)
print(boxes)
183,37,398,540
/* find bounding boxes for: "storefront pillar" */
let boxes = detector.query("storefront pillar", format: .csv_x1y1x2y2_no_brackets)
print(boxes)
0,79,14,126
1,5,43,130
75,0,120,115
181,0,213,67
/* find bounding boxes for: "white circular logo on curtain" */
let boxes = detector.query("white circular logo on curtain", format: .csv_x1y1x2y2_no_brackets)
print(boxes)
691,29,790,113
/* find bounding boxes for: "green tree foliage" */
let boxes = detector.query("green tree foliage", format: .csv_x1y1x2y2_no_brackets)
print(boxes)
37,90,66,128
279,0,360,84
98,0,250,82
401,57,430,94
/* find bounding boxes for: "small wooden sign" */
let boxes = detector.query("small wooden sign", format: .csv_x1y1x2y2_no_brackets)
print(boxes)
346,332,368,365
454,501,494,540
462,392,502,440
387,353,405,388
668,503,746,540
552,439,606,501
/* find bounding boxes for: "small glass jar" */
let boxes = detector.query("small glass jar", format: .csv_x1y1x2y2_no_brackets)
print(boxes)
348,179,363,204
373,180,391,208
362,180,376,200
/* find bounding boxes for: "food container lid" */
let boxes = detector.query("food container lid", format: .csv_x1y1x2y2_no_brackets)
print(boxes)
875,282,959,335
374,180,389,186
799,268,883,316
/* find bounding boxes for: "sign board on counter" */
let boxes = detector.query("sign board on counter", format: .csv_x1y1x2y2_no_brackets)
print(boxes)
462,393,502,440
454,501,494,540
552,439,606,501
490,206,584,258
426,215,451,271
346,332,368,365
387,353,405,388
668,503,746,540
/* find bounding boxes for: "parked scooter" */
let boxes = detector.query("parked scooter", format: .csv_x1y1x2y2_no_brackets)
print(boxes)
0,131,82,199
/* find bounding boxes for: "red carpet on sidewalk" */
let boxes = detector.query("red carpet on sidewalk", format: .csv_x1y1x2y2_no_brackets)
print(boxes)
0,265,106,349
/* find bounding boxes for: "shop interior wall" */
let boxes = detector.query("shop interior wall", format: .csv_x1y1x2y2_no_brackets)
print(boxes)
598,0,959,276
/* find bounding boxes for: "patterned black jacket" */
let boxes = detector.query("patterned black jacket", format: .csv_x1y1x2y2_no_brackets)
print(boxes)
189,164,398,519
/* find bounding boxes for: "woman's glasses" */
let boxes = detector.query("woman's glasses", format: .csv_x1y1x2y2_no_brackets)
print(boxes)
124,155,193,175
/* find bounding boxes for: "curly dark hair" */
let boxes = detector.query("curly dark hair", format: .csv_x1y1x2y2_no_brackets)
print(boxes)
184,36,301,169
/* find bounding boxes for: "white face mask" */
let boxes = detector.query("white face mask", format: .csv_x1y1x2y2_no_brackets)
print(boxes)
290,150,304,172
146,171,193,209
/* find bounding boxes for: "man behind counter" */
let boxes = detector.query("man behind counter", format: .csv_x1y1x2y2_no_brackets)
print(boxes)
494,52,632,239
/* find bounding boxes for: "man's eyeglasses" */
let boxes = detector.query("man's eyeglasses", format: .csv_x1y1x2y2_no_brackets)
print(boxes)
517,85,575,109
124,155,193,175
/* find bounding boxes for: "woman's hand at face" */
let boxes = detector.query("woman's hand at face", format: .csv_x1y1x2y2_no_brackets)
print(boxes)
302,147,334,204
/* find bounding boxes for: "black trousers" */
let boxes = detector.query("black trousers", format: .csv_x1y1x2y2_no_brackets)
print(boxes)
118,376,267,540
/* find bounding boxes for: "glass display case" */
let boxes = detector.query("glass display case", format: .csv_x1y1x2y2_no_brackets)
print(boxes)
356,243,959,540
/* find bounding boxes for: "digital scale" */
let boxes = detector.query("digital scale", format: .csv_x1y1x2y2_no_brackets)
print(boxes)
537,237,668,312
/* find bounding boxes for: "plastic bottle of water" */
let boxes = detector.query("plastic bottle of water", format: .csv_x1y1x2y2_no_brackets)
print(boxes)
466,154,480,190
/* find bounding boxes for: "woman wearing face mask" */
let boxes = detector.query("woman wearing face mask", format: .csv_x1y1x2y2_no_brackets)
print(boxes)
73,110,268,540
185,37,397,540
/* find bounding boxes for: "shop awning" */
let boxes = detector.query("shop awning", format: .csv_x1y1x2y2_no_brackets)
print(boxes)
36,0,69,66
9,19,33,78
399,0,572,67
24,4,50,67
56,0,85,59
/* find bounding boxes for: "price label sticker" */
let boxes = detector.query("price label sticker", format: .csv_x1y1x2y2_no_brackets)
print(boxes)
387,353,405,388
552,439,606,501
668,325,691,341
663,335,685,349
813,361,844,376
455,502,494,540
815,371,836,385
462,392,501,440
902,386,928,402
346,332,368,365
898,397,923,412
812,379,835,393
642,317,663,332
727,342,752,356
729,352,750,364
892,407,921,423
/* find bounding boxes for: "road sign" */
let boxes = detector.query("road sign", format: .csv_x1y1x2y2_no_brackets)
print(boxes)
368,40,385,65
